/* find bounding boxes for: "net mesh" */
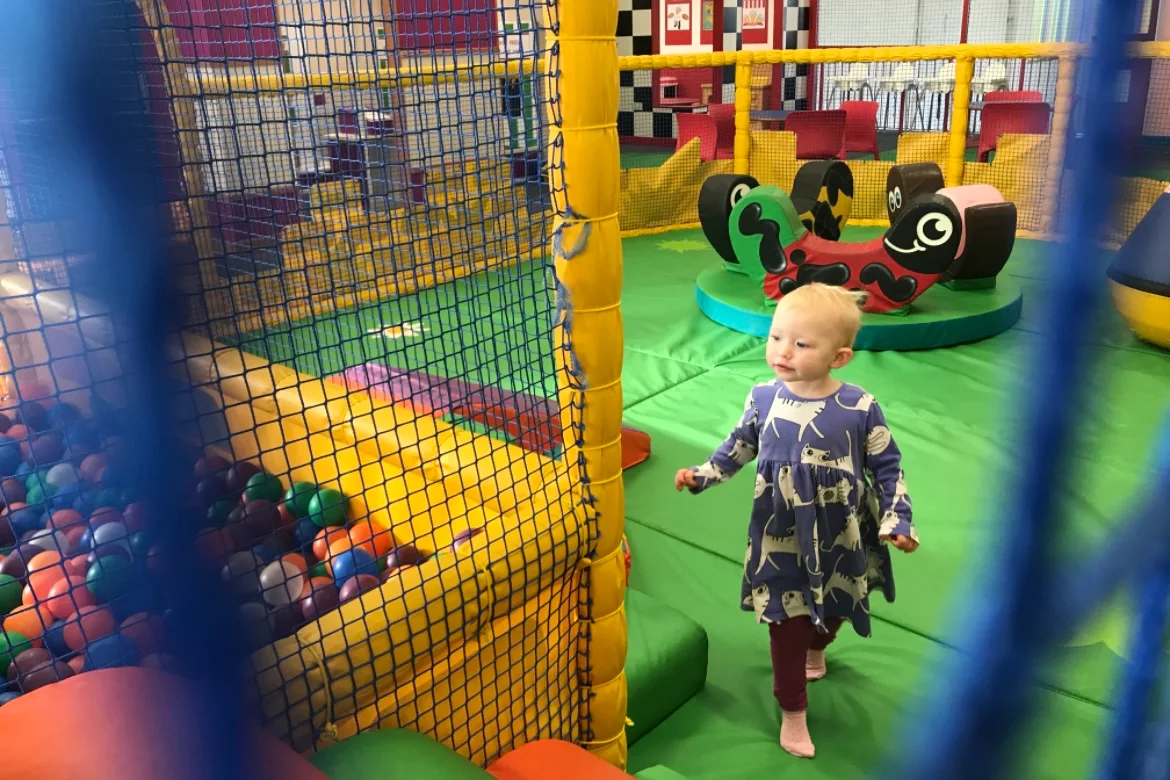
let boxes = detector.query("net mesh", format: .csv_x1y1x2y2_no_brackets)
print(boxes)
0,0,595,765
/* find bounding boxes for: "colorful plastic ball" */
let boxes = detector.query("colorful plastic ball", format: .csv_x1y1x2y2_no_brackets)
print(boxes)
42,620,70,658
86,544,131,569
244,472,284,504
221,551,264,597
91,521,131,553
8,507,45,538
0,437,21,476
29,432,65,465
92,488,121,510
0,518,12,549
349,520,394,559
47,508,82,533
194,475,228,507
0,544,39,579
46,576,97,620
18,657,72,692
0,691,19,706
119,612,165,656
7,647,52,681
0,574,20,615
83,632,141,671
26,528,69,555
283,481,317,519
312,527,349,562
16,402,48,432
86,555,134,602
128,531,153,558
78,453,107,484
194,527,233,562
3,604,50,645
45,462,80,488
26,550,66,597
225,462,261,494
309,562,328,580
308,488,346,528
206,500,235,528
300,577,339,622
193,454,230,479
119,502,144,534
268,604,304,640
259,560,306,608
0,413,9,434
331,548,377,584
88,506,123,529
0,478,26,506
63,605,116,651
223,518,258,553
276,502,297,528
46,401,81,428
251,543,280,563
243,499,281,541
338,574,380,604
13,459,32,479
23,481,57,512
385,543,423,572
0,630,32,676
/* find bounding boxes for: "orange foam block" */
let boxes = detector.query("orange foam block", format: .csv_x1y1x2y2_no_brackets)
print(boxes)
487,740,632,780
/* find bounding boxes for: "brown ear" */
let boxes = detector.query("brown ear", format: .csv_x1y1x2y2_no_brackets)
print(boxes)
946,201,1017,281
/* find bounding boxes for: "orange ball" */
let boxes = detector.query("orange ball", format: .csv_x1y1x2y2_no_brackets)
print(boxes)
46,575,97,620
119,612,166,655
21,584,35,606
48,509,84,533
63,525,87,553
281,553,308,574
7,424,27,442
63,605,116,651
63,554,90,578
2,501,26,516
26,550,66,599
4,603,51,644
348,520,394,558
67,654,85,674
312,527,349,562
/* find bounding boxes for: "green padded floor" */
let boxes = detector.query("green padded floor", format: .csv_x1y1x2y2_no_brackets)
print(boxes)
310,728,491,779
625,588,709,746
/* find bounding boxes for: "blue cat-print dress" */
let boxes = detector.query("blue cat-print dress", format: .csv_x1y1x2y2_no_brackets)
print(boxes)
689,381,916,637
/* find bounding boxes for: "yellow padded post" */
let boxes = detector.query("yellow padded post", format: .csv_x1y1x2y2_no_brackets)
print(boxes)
1041,54,1078,236
734,60,753,176
946,57,974,188
547,0,627,769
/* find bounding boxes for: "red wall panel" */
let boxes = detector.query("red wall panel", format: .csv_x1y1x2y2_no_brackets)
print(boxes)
393,0,497,51
163,0,279,60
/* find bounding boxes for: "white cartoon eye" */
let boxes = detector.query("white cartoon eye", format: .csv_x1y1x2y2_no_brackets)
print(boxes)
916,212,953,247
888,191,896,212
730,182,752,207
894,187,902,209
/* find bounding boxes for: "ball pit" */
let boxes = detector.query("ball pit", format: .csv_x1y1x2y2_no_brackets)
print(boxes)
0,396,466,702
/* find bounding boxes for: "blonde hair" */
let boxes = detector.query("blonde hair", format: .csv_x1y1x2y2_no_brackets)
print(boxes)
772,283,866,347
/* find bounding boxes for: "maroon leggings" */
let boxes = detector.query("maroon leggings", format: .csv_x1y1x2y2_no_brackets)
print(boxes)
768,617,844,712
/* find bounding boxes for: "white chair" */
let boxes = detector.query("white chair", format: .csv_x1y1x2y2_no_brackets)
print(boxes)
922,61,956,132
971,61,1009,95
828,62,873,104
875,62,924,131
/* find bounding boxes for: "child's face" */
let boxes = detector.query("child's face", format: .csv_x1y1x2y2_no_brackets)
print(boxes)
766,306,853,384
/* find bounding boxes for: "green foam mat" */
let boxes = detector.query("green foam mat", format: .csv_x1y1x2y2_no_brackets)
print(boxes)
310,728,491,779
623,522,1108,780
694,265,1024,350
626,587,710,746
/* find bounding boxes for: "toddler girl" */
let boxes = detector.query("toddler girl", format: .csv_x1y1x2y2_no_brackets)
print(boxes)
674,282,918,759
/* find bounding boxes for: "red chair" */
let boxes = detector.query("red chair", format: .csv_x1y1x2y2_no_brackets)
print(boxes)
977,101,1051,161
982,90,1043,103
784,109,848,160
676,113,718,161
838,100,881,160
707,103,736,159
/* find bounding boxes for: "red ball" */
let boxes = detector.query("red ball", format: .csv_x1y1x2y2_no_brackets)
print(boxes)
193,454,230,480
63,605,116,651
224,462,261,494
88,506,123,529
1,478,26,508
17,658,73,692
122,502,146,533
385,543,423,572
78,453,108,484
119,612,166,656
29,431,64,464
300,577,339,622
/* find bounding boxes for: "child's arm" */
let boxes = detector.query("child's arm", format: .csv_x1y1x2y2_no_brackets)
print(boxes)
681,388,762,494
864,400,919,551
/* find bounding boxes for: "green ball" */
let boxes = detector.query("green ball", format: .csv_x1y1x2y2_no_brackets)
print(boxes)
87,555,135,602
25,468,51,493
0,574,21,615
25,481,56,509
206,500,235,527
93,488,121,509
0,631,31,677
309,562,328,579
283,481,317,519
129,531,153,557
245,473,283,504
308,488,347,528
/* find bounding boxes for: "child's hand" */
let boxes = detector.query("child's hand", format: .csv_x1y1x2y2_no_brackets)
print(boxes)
882,534,919,553
674,468,699,492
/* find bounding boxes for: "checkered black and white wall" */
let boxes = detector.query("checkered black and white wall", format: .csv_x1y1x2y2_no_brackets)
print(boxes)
781,0,811,110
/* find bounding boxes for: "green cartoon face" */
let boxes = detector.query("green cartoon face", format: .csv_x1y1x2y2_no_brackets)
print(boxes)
727,185,808,286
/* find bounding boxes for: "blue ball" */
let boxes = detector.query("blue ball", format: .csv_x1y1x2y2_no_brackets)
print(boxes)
8,507,44,537
73,492,96,516
13,461,33,479
0,437,21,477
46,402,81,428
331,548,377,584
251,543,280,563
83,633,141,672
0,692,20,707
293,516,318,548
49,483,82,511
43,620,71,658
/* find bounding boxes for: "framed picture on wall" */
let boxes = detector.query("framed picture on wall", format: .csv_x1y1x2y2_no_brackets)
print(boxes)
742,0,769,44
700,0,714,43
665,1,691,45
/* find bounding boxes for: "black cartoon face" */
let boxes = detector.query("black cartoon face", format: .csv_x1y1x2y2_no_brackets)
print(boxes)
885,163,945,225
881,194,962,275
699,174,760,264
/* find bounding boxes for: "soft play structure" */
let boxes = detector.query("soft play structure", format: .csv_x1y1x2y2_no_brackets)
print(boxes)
693,162,1024,349
1108,184,1170,349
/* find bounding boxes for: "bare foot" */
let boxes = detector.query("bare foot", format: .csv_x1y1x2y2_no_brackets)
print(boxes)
806,649,826,681
780,709,815,758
